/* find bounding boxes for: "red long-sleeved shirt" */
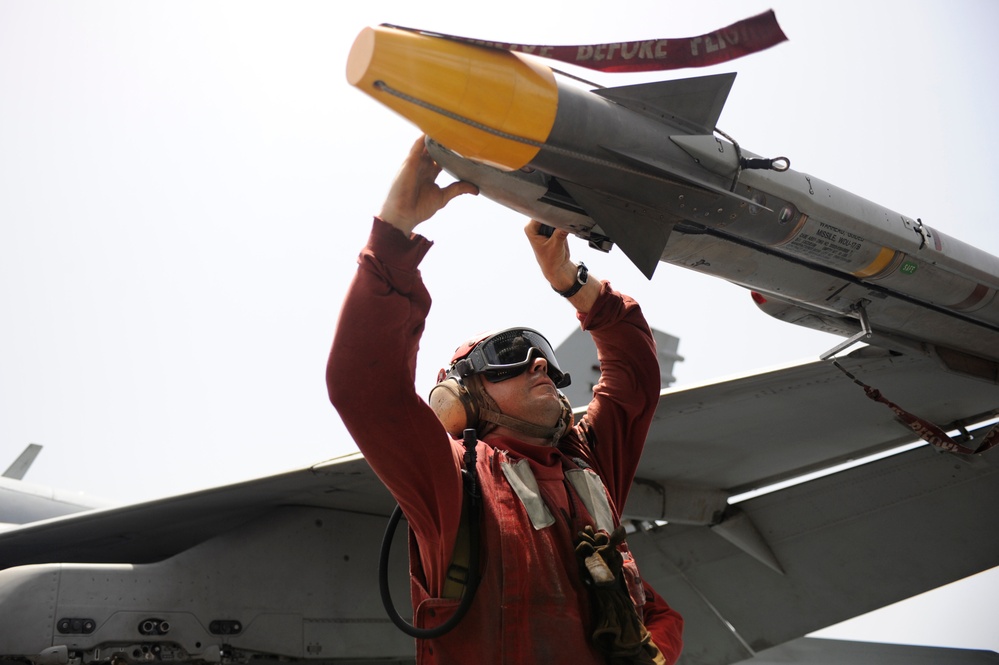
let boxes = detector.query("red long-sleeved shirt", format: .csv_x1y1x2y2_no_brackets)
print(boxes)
328,218,682,664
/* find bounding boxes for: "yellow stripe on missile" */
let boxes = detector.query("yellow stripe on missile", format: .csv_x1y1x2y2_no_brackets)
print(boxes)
853,246,899,279
347,26,559,171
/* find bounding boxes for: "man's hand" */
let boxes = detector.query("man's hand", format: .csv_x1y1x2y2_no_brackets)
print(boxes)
524,220,574,287
378,136,478,236
525,220,599,313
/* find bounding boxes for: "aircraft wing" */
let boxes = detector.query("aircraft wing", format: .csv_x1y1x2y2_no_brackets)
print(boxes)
0,451,429,664
1,347,997,664
623,346,999,664
637,346,999,496
0,452,393,570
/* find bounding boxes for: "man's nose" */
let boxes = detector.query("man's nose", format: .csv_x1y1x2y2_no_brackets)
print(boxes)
530,355,548,374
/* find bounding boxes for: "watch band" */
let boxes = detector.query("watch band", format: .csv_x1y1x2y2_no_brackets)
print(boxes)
554,262,588,298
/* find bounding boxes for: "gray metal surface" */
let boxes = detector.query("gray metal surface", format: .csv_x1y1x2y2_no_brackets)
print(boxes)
0,453,391,569
0,505,415,663
636,445,999,664
636,347,999,495
734,638,999,664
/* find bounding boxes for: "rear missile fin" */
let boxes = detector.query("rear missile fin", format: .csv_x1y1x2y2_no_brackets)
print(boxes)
559,181,674,279
593,73,736,135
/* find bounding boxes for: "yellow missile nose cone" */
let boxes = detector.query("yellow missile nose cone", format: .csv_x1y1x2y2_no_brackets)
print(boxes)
347,26,558,171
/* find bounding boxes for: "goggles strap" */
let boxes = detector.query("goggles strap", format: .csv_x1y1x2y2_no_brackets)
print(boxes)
465,374,572,445
478,407,562,443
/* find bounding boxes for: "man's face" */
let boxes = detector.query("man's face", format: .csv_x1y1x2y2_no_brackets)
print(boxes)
480,354,564,431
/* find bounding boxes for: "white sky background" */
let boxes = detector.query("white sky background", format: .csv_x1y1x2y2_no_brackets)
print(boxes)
2,0,998,655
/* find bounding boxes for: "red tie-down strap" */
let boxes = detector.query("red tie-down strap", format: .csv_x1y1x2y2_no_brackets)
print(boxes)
384,10,788,73
832,360,999,455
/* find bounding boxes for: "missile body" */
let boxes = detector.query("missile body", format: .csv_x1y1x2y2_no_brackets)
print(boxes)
348,26,999,369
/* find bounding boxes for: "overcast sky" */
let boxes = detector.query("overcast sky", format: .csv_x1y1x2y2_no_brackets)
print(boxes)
2,0,997,655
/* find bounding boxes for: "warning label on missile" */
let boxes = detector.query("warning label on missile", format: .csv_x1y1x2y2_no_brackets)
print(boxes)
782,219,878,271
385,10,788,73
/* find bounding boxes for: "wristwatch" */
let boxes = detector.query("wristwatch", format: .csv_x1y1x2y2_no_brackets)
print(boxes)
554,262,588,298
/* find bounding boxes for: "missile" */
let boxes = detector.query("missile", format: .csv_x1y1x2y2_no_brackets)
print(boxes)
347,26,999,371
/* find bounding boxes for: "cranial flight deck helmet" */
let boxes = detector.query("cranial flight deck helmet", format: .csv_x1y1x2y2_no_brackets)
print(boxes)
428,327,574,443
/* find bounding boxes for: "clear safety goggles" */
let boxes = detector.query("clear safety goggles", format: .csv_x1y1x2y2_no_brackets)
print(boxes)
458,328,571,389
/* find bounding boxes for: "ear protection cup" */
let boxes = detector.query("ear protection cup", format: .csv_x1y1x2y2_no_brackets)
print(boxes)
428,377,478,438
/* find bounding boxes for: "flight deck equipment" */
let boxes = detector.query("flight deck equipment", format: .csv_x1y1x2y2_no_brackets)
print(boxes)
378,428,482,638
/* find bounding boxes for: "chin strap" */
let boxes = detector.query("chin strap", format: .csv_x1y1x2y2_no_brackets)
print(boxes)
477,407,564,443
466,375,574,446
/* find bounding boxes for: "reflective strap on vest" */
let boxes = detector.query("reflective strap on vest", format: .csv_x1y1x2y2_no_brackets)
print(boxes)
501,458,557,529
565,468,615,534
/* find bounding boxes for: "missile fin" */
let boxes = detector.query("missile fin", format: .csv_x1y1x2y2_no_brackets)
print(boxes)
593,73,736,134
559,181,673,279
600,144,770,211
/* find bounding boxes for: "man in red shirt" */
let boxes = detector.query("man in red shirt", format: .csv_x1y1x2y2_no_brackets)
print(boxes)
328,136,683,664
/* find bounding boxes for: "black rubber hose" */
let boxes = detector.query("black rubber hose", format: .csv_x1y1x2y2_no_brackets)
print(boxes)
378,500,481,638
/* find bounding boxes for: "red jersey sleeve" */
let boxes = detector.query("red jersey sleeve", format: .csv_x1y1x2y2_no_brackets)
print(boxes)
327,218,463,594
573,281,661,509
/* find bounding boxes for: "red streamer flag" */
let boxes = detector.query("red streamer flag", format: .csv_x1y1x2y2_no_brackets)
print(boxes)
386,10,787,73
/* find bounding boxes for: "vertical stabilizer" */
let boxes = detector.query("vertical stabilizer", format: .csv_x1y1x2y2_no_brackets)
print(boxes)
3,444,43,480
